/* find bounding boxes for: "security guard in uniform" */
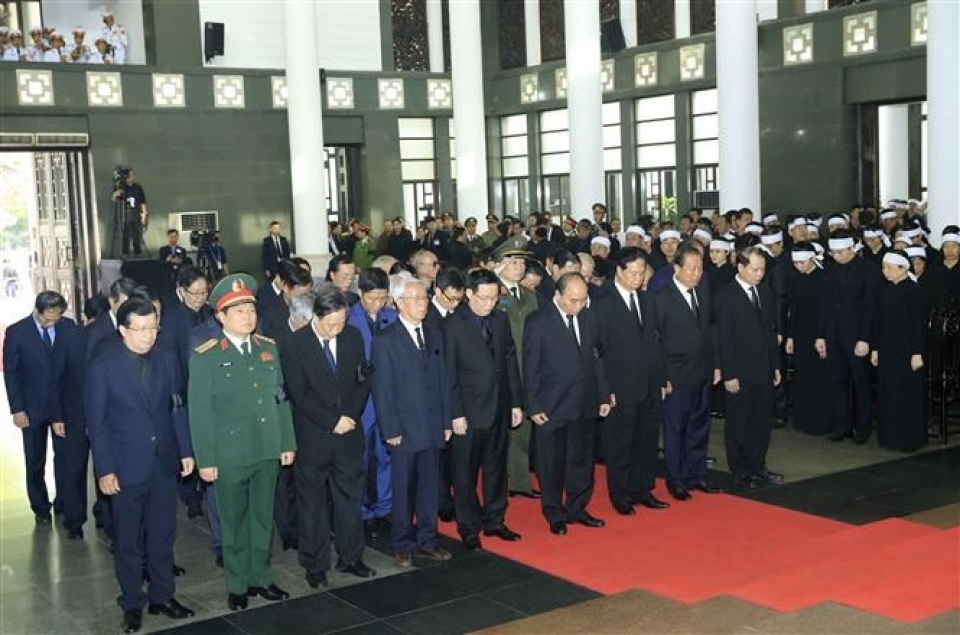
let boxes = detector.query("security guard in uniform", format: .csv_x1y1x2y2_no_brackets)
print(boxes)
187,274,297,611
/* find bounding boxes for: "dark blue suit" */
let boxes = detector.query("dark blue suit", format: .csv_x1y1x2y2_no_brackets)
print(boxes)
371,319,450,554
3,315,87,527
85,313,121,535
85,344,192,611
347,301,398,521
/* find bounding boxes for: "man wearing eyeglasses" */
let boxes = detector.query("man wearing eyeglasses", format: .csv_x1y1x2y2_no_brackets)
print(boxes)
413,250,440,295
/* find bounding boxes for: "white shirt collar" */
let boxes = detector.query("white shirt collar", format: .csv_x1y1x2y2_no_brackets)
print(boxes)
397,314,424,347
222,330,251,354
614,280,638,307
431,296,449,318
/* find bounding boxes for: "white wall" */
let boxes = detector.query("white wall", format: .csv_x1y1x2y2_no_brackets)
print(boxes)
199,0,382,71
39,0,146,64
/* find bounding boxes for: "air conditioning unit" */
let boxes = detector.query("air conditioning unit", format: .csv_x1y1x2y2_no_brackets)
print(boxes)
35,133,89,148
0,133,35,148
693,190,720,209
168,211,219,233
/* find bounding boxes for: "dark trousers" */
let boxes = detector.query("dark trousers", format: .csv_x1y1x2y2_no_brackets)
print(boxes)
21,420,64,516
603,395,661,505
178,471,202,512
534,417,595,524
205,482,222,556
273,465,298,544
390,448,440,554
724,382,775,478
111,464,177,610
94,489,114,537
361,415,392,520
662,383,711,487
59,425,90,531
122,219,144,256
828,343,872,435
295,432,365,574
438,444,454,516
451,421,508,538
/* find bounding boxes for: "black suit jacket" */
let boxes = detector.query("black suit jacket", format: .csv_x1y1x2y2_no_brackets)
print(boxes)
261,235,291,276
818,256,879,345
650,279,716,388
522,304,610,426
255,281,287,338
2,315,78,423
279,324,370,455
442,307,522,429
714,281,780,386
595,285,666,406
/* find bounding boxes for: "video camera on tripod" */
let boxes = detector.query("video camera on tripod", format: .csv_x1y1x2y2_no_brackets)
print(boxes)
190,229,216,279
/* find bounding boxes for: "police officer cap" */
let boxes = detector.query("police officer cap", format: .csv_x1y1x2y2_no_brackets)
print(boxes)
210,273,258,312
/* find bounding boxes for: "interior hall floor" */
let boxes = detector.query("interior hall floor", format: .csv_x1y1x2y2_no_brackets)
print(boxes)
1,287,958,635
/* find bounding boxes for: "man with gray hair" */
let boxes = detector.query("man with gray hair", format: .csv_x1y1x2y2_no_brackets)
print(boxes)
371,274,452,567
287,291,316,333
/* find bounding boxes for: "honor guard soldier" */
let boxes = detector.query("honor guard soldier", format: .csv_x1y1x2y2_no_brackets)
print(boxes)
188,274,296,611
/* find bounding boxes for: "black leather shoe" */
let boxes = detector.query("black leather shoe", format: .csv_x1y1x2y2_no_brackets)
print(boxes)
772,417,787,429
549,521,567,535
172,564,186,577
147,598,195,619
757,469,784,484
688,480,722,494
228,593,248,611
854,431,871,445
634,494,670,509
462,534,482,551
215,555,223,568
282,539,299,551
438,508,455,523
66,528,84,540
121,608,142,633
572,513,605,528
187,506,203,519
667,483,692,501
365,518,382,538
247,584,289,601
35,513,52,525
306,570,328,589
338,560,376,578
613,502,636,516
828,429,852,442
509,489,541,499
484,526,522,541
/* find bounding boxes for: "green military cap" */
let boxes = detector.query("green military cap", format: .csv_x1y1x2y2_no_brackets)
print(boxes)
209,273,258,312
492,244,533,262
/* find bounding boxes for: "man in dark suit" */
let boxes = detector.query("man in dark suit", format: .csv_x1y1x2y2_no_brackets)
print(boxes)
159,229,190,294
419,216,451,263
279,287,375,589
715,247,784,489
596,248,670,515
443,269,524,550
3,291,87,534
817,231,879,444
523,273,612,535
261,221,291,280
347,269,398,533
85,297,196,632
650,243,722,500
371,274,453,567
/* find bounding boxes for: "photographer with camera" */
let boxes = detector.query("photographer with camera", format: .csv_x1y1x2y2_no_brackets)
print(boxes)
159,229,191,296
111,167,149,257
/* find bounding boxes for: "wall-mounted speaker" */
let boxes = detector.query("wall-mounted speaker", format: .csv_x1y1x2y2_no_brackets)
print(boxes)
204,22,225,62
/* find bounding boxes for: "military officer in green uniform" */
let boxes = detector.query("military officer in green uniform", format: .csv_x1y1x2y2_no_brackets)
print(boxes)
188,273,297,611
493,248,541,498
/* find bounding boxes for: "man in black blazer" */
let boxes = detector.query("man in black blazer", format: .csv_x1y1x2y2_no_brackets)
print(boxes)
371,274,453,567
85,297,196,632
159,229,190,296
2,291,87,534
596,249,670,515
443,269,524,550
279,287,375,589
650,243,722,500
715,247,783,489
523,273,612,535
261,221,291,280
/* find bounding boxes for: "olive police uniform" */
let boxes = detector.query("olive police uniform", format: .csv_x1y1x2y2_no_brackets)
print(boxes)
187,274,296,597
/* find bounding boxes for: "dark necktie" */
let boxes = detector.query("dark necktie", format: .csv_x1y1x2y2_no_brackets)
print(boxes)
367,315,379,334
566,314,578,347
322,338,337,371
241,341,250,357
480,317,493,347
749,286,762,317
42,326,53,349
511,287,520,301
415,327,426,354
138,355,151,391
688,288,701,320
628,292,643,328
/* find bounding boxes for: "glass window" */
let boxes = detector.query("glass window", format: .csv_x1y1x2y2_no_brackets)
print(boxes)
602,102,621,125
540,108,569,132
691,89,719,193
502,136,528,158
399,139,435,160
692,88,718,115
401,159,435,181
692,115,718,140
637,120,676,144
637,144,677,169
542,153,570,175
604,148,622,172
397,118,434,139
637,95,675,121
502,114,528,136
693,140,719,165
503,157,529,178
541,130,570,154
602,125,621,149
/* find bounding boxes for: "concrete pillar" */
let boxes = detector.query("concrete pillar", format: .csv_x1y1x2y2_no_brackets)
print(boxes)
449,0,489,217
564,0,604,216
283,0,328,260
926,0,960,236
524,0,541,66
676,0,691,39
878,104,910,207
427,0,444,73
716,0,761,212
620,0,638,48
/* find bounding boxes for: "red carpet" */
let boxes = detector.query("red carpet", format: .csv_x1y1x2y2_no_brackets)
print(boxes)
440,467,960,623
